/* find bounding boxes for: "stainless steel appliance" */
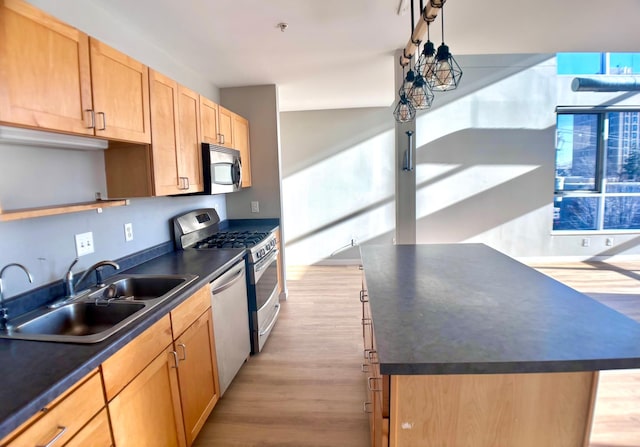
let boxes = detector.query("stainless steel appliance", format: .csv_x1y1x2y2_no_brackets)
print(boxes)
173,208,280,354
202,143,242,194
210,259,249,395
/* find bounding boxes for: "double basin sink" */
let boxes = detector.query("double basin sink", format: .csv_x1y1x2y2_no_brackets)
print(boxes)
0,274,197,344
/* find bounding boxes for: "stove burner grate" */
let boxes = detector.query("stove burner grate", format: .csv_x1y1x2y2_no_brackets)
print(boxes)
194,230,270,249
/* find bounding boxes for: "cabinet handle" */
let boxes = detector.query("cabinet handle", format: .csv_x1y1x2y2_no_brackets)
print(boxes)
37,425,67,447
97,112,106,130
362,318,372,327
363,401,372,414
184,177,190,189
361,363,370,373
219,133,225,145
170,350,179,368
368,376,382,392
85,109,95,129
359,289,368,303
177,343,187,361
364,348,373,359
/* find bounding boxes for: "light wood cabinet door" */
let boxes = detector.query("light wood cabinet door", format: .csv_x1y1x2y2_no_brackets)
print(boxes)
89,38,151,143
0,0,93,135
3,371,105,447
64,408,113,447
200,96,219,145
149,69,182,196
108,346,187,447
174,310,220,445
232,113,252,188
177,85,203,193
218,106,234,148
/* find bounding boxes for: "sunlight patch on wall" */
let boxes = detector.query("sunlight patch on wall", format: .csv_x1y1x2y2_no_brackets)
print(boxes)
282,129,395,265
415,59,557,149
415,163,462,185
417,164,539,218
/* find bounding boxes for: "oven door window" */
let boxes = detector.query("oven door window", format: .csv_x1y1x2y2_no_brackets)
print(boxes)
255,255,278,311
212,162,234,185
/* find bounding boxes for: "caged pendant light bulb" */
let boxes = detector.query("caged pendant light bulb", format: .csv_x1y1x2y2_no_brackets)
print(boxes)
394,90,417,123
432,4,462,91
409,73,434,110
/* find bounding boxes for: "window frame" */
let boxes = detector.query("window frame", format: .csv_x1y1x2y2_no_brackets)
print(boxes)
553,106,640,234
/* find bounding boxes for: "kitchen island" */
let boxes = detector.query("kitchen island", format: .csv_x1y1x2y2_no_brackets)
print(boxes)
360,244,640,447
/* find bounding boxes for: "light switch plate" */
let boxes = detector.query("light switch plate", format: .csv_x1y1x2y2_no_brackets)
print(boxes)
251,201,259,213
75,232,94,257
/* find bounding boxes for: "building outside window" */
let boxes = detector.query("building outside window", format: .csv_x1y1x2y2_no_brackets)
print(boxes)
553,52,640,232
554,110,640,231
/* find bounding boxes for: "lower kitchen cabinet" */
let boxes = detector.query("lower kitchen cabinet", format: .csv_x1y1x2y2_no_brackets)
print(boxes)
173,309,219,445
104,283,219,447
0,369,110,447
108,345,186,447
361,284,389,447
65,408,113,447
170,283,220,445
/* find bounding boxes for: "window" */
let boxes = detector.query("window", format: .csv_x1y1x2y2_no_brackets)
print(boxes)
557,52,640,75
554,111,640,231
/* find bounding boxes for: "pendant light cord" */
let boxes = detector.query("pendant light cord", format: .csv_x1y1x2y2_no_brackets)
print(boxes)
440,6,445,44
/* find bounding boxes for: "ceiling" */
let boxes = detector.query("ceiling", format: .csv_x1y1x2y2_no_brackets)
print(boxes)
78,0,640,111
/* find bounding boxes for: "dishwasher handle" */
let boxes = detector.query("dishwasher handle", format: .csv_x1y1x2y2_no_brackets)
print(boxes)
211,266,245,295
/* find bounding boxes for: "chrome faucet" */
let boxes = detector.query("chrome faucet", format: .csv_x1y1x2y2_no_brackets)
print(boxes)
0,263,34,331
57,258,120,307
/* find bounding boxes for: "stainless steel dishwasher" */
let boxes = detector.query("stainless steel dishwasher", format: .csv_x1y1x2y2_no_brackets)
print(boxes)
210,259,251,396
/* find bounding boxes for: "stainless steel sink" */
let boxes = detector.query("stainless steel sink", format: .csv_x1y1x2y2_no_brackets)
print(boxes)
0,273,197,343
92,276,187,301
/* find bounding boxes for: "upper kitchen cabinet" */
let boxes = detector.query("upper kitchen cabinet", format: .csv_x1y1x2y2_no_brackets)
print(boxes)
88,39,151,143
105,70,202,197
217,106,234,148
232,113,252,187
0,0,93,135
0,0,151,144
200,96,219,145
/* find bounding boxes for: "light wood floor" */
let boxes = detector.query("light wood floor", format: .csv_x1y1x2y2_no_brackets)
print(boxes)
194,262,640,447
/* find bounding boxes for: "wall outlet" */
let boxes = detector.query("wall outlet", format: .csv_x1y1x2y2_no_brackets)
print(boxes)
75,232,94,257
606,237,614,246
124,223,133,242
581,238,590,247
251,201,259,213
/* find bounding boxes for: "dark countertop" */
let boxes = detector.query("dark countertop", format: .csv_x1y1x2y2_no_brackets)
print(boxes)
360,243,640,376
0,247,246,440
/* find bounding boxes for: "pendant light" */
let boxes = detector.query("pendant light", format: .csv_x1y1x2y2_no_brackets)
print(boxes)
415,2,437,86
409,1,434,111
394,64,417,123
432,4,462,91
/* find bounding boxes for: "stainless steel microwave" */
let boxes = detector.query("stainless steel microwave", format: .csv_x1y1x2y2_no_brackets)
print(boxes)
202,143,242,194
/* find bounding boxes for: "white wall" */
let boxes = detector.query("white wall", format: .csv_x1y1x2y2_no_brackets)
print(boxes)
280,107,395,265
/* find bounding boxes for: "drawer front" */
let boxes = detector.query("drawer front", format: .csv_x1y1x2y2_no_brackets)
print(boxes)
65,408,112,447
102,314,173,400
171,284,210,338
5,372,104,447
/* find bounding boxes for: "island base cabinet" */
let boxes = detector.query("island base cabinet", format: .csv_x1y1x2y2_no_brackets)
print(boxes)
108,346,186,447
389,371,598,447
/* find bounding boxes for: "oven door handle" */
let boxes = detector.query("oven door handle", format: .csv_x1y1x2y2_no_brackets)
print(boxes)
255,249,278,273
259,303,280,336
211,267,245,294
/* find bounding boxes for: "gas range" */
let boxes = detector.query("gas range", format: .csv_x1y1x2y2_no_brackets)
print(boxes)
172,208,281,354
172,209,276,263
